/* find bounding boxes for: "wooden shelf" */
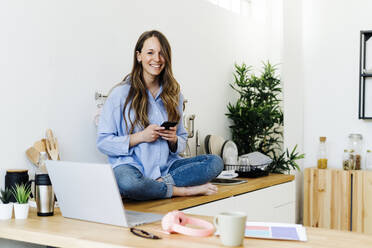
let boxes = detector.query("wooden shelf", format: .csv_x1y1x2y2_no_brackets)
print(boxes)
361,73,372,77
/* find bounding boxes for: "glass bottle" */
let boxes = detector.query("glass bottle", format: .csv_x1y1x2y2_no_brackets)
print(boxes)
342,149,351,170
366,150,372,171
317,136,327,169
349,149,355,170
38,152,48,173
348,134,363,170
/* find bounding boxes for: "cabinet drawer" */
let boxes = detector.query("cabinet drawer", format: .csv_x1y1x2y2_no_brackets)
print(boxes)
183,196,236,216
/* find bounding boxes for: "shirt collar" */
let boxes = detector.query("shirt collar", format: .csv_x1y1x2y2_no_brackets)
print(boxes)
147,85,163,101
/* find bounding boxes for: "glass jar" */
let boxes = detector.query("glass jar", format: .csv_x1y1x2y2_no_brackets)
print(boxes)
348,134,363,170
342,149,352,170
317,136,327,169
366,150,372,171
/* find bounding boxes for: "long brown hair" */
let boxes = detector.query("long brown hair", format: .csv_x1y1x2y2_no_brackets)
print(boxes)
123,30,180,134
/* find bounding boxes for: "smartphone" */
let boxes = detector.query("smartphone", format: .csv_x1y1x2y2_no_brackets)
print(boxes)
161,121,178,130
211,178,247,185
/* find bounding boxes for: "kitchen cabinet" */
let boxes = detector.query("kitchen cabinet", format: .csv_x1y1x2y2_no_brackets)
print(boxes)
304,168,372,234
184,181,296,223
351,170,372,233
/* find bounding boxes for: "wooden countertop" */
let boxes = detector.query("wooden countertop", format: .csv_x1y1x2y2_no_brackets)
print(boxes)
124,173,295,213
0,207,372,248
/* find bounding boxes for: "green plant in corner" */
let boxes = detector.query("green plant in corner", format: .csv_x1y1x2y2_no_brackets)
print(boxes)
0,188,12,204
11,184,31,204
226,62,304,174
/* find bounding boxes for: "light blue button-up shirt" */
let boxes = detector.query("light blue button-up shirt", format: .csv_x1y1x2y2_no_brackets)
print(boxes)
96,80,188,180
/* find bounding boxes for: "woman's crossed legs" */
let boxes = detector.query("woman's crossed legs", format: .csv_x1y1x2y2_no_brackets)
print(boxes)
114,154,223,201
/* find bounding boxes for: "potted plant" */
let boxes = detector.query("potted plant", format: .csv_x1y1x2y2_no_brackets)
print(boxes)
226,62,304,174
12,184,32,219
0,188,13,220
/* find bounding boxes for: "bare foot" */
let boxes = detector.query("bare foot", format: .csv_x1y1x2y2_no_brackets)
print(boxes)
173,183,218,197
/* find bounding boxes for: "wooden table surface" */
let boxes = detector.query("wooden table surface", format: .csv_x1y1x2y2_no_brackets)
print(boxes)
0,208,372,248
124,173,295,213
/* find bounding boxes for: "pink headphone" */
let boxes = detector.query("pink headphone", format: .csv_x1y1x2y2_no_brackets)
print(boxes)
161,210,215,237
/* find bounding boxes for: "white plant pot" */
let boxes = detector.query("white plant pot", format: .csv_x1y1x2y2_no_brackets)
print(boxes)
14,203,29,219
0,203,13,220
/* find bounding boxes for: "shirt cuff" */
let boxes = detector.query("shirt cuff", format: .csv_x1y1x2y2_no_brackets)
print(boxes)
97,134,134,157
170,136,186,155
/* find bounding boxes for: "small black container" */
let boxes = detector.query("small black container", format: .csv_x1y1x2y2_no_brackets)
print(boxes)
237,168,269,178
5,170,30,202
224,164,270,178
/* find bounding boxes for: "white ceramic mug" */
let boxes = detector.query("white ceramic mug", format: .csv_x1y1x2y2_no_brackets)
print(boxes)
214,211,247,246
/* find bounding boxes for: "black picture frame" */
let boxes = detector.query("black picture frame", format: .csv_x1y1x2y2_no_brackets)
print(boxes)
359,30,372,119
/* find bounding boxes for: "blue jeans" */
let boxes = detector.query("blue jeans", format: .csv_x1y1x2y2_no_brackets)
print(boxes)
113,154,223,201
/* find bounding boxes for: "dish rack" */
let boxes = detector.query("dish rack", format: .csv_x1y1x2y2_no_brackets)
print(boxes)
224,163,270,178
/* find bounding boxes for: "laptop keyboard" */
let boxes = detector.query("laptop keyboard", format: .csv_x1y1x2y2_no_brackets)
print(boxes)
125,210,163,226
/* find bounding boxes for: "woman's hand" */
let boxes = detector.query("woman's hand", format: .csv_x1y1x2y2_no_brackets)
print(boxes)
140,124,165,143
129,124,164,147
158,126,178,145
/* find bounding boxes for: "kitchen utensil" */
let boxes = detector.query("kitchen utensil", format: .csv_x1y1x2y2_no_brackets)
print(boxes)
46,129,60,160
55,138,60,160
211,178,247,185
239,152,272,166
35,174,55,216
221,140,238,165
217,170,239,179
26,147,40,167
195,130,200,155
209,135,225,156
33,139,46,153
204,135,211,154
228,152,271,178
38,152,48,174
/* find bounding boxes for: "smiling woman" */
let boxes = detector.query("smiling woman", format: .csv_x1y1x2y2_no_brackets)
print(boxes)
96,30,224,201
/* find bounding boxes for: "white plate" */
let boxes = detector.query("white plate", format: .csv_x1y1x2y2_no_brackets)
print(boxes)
209,135,226,156
204,135,211,154
221,140,238,165
217,170,239,179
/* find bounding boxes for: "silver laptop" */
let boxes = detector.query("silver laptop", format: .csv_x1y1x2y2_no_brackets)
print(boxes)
46,160,163,227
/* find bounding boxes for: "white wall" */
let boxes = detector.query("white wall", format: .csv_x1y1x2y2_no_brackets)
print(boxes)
282,0,304,224
283,0,372,223
0,0,280,182
301,0,372,169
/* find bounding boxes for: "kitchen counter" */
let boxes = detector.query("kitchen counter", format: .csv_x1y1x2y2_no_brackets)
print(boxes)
124,173,295,213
